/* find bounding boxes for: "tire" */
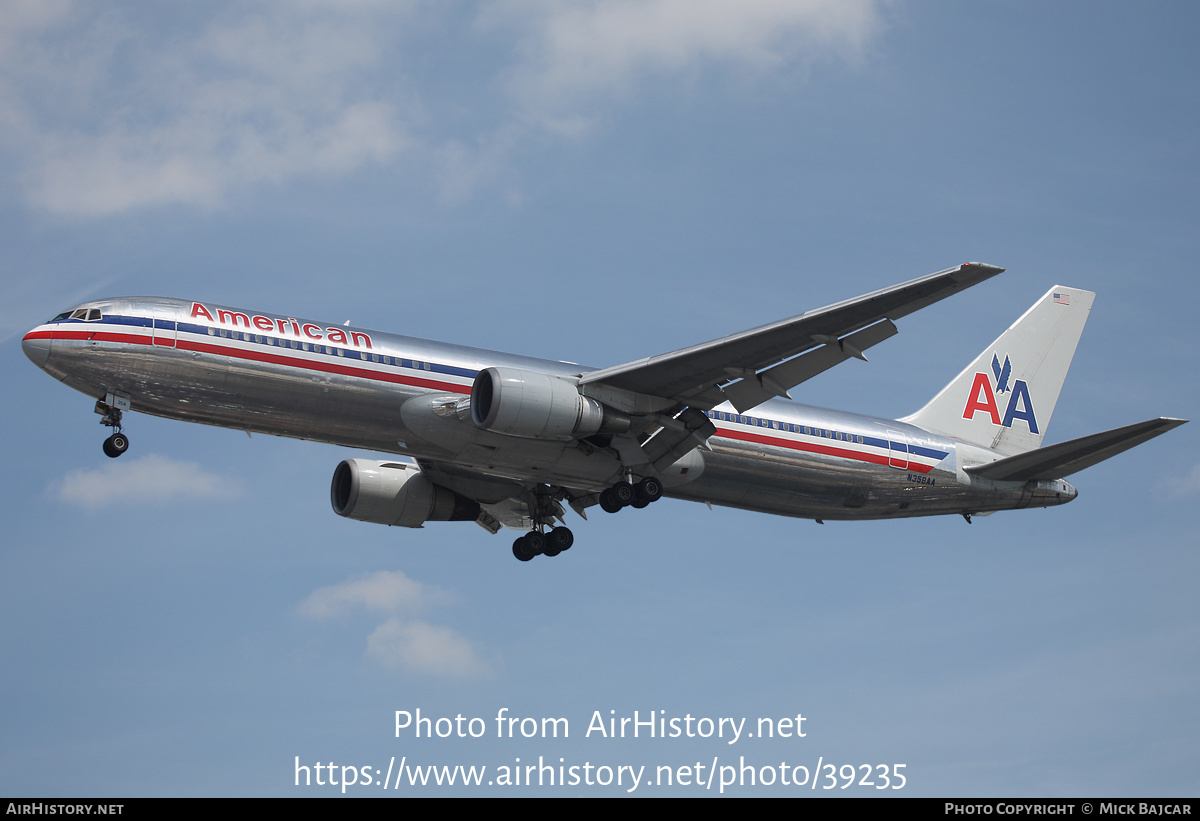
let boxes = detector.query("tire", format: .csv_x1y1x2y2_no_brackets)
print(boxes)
599,488,623,514
102,434,129,459
110,433,129,455
524,531,546,555
513,537,535,562
610,481,635,506
548,526,574,553
635,477,663,504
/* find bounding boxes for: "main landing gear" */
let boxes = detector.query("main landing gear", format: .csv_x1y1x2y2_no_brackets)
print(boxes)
599,477,663,513
512,485,576,562
511,478,664,562
95,400,130,458
512,526,574,562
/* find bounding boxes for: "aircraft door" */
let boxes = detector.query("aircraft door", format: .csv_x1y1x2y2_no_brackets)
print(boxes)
152,307,177,348
885,428,909,470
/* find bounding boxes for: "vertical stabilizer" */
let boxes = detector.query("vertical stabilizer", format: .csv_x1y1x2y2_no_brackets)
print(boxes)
900,286,1094,455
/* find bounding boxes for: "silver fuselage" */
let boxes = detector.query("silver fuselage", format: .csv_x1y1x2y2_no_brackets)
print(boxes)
22,296,1077,522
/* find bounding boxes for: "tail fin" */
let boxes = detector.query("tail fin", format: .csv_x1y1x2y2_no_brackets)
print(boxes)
900,286,1095,455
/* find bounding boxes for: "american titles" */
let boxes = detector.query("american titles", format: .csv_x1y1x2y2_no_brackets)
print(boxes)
190,302,372,349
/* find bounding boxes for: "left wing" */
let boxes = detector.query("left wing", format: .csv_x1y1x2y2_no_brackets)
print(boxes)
579,262,1004,412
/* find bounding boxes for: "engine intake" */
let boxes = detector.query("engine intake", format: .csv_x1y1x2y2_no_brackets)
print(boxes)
471,367,629,439
331,459,480,527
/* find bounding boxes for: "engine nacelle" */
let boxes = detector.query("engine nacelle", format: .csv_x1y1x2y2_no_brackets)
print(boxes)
471,367,630,440
330,459,480,528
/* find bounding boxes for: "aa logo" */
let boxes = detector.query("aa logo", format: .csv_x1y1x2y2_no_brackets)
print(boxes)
962,354,1039,432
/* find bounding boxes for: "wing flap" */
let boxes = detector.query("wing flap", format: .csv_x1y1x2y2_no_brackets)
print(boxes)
965,418,1187,481
641,407,717,471
722,319,898,412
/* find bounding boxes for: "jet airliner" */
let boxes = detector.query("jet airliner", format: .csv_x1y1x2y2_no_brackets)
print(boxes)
22,263,1185,561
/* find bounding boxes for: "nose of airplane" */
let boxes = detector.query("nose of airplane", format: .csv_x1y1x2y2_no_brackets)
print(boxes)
22,331,50,368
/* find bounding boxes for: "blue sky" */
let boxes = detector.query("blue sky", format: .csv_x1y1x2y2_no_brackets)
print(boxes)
2,1,1197,796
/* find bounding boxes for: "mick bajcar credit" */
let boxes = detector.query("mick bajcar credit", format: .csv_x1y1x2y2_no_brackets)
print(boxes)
945,805,1194,816
292,707,909,794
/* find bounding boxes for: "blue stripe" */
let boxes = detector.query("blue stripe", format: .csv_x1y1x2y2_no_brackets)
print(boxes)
172,317,478,381
707,411,949,462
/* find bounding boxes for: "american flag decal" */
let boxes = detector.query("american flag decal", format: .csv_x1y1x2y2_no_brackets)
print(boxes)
1053,292,1070,305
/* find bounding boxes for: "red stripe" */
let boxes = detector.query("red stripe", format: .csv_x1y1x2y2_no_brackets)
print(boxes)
715,427,934,474
176,338,471,394
55,330,153,345
46,328,472,396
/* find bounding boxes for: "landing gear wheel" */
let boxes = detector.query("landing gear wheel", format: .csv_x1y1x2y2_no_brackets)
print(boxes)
610,481,635,506
103,433,129,458
523,530,546,556
512,537,535,562
547,526,574,554
635,477,663,504
599,488,623,514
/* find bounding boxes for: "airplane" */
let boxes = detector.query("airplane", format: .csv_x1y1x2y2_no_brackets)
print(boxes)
21,262,1185,562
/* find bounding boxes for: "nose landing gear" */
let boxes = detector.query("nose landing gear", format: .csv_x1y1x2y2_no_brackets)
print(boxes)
95,400,130,458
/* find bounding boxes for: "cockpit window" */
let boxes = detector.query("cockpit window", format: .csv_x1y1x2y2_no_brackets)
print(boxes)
54,308,103,322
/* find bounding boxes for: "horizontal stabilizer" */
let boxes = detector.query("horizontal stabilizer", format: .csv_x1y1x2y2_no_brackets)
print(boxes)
965,418,1187,482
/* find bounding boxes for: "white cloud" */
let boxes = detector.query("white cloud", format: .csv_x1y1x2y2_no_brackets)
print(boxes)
300,569,490,677
367,617,491,677
298,569,451,619
4,2,410,215
489,0,883,112
51,453,241,510
1,1,883,214
1163,462,1200,499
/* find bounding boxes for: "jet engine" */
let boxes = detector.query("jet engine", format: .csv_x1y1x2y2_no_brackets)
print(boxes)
470,367,630,439
330,459,480,527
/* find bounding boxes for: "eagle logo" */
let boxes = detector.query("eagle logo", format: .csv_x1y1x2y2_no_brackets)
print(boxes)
991,354,1012,394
